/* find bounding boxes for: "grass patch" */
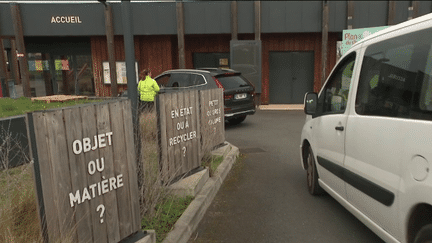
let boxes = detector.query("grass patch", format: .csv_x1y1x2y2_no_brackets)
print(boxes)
138,108,195,243
201,154,224,177
141,195,194,243
209,155,224,173
0,164,42,243
0,97,104,118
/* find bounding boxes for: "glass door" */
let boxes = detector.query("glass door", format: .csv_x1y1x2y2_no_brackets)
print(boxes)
27,52,53,97
53,55,73,95
75,55,94,96
27,53,94,96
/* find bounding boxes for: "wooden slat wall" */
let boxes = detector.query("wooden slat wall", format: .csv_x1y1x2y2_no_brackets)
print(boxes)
91,33,338,105
200,88,225,155
90,35,174,97
64,107,92,242
28,99,140,243
184,34,231,69
183,33,338,104
157,90,201,182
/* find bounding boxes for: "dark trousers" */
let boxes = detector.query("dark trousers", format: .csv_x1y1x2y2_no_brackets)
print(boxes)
139,100,154,113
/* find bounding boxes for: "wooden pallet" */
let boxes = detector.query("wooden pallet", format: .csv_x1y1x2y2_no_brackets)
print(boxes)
31,95,88,103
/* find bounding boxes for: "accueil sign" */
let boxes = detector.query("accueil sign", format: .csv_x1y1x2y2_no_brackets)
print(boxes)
51,15,82,24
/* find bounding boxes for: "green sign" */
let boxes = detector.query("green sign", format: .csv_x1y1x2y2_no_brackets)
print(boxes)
341,26,389,55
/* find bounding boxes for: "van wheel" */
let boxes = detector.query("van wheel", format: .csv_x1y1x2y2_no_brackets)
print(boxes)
414,224,432,243
306,147,324,195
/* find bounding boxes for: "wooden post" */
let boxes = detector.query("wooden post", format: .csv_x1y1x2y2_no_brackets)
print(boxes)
105,4,118,97
0,9,10,97
321,0,329,88
254,1,261,41
347,1,354,29
231,1,238,41
10,39,20,85
388,1,396,25
0,39,10,97
10,3,31,97
411,1,419,19
176,2,185,69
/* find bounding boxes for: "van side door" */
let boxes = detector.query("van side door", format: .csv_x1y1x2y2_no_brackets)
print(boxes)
311,53,356,198
345,27,432,241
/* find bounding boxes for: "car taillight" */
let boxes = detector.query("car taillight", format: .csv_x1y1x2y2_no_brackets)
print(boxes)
212,77,224,91
224,94,234,101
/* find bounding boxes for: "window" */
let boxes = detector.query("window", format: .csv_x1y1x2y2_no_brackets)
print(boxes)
217,74,252,90
169,73,190,87
190,74,206,86
318,53,356,114
155,74,171,87
355,27,432,121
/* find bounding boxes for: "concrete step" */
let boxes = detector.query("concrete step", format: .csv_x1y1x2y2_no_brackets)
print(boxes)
168,142,233,198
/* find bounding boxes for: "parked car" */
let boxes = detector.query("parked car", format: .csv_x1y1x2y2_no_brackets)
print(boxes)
154,68,256,125
300,13,432,243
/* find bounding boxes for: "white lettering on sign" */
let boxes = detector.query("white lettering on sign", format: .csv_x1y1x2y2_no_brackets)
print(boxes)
389,74,406,82
51,16,82,24
69,174,124,208
88,158,105,175
209,100,219,106
208,117,222,125
72,132,113,155
176,120,190,131
171,107,193,119
206,97,222,127
169,131,197,146
206,108,221,117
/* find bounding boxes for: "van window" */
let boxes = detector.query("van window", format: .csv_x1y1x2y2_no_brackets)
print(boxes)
318,53,356,114
355,27,432,121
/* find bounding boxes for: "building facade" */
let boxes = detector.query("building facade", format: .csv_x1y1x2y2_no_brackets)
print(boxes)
0,1,430,104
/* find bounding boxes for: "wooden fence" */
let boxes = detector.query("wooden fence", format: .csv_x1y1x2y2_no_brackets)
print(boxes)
157,88,224,182
27,99,140,243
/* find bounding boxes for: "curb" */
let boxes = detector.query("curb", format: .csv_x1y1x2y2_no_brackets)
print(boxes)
129,230,156,243
162,142,240,243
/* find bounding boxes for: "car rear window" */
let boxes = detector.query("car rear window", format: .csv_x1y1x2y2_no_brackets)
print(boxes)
216,75,252,90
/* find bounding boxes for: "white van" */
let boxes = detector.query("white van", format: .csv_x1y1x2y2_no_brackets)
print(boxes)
300,13,432,243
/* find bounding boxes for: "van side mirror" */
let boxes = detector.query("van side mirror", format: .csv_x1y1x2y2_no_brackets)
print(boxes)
304,92,318,115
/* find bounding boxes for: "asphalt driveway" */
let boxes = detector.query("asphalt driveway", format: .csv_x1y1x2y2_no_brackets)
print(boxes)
188,109,383,243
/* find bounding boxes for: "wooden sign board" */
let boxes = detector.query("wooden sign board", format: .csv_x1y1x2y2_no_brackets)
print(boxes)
199,89,225,153
157,90,201,182
27,99,140,243
157,89,224,182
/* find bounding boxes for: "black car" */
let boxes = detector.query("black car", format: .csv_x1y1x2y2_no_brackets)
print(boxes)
154,68,256,125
